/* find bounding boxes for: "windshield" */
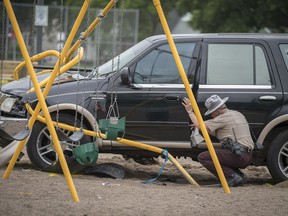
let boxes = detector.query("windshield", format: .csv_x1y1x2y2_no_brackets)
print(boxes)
91,39,152,76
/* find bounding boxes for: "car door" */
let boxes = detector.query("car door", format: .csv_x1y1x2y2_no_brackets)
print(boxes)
114,40,199,141
196,38,284,139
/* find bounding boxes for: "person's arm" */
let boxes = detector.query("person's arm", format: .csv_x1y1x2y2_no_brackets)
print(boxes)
182,97,200,128
182,97,218,137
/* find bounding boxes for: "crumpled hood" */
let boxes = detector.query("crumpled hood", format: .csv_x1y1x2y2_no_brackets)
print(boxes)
0,71,83,97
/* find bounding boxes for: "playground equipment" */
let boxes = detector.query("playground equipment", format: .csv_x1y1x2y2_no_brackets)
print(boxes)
72,141,99,166
0,6,30,141
98,96,126,140
1,0,231,202
98,1,126,141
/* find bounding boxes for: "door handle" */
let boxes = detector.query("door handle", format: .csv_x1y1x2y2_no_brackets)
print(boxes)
164,96,181,102
259,96,277,101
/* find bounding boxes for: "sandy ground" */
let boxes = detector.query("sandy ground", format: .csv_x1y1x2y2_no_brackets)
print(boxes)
0,149,288,216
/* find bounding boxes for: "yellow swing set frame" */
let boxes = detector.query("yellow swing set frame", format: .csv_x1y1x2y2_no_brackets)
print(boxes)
2,0,231,202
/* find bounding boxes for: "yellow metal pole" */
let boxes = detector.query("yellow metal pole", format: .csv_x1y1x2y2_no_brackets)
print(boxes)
22,0,102,131
13,0,114,137
4,0,115,180
14,50,60,80
65,0,115,63
2,0,91,202
3,1,89,181
34,114,199,186
118,139,199,186
28,47,83,91
4,0,110,180
152,0,230,193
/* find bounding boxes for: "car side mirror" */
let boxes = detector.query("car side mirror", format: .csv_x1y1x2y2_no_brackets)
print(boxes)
120,67,131,84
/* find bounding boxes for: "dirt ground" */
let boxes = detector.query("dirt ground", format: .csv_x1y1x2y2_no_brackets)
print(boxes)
0,149,287,216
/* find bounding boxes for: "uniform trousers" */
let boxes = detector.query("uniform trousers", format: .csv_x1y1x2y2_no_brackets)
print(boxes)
198,148,252,178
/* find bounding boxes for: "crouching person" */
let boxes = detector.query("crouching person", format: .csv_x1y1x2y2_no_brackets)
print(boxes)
182,95,254,187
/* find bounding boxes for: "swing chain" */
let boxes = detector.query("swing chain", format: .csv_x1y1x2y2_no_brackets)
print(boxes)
95,0,126,141
90,8,107,75
93,8,104,141
25,0,37,127
106,93,119,119
54,0,86,142
1,5,5,87
56,0,64,129
56,0,68,131
31,0,36,55
79,2,91,131
116,0,125,73
111,0,124,89
74,43,81,131
107,0,124,119
111,2,118,75
95,11,103,75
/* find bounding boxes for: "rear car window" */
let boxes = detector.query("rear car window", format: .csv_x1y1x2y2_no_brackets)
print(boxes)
279,44,288,71
207,44,271,85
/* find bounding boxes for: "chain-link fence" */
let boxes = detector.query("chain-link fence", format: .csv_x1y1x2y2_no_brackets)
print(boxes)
0,2,139,68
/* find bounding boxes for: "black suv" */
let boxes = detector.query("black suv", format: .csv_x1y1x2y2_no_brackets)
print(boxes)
1,34,288,182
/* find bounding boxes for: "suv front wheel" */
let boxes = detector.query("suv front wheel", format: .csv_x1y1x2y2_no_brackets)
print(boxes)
266,129,288,183
26,112,90,172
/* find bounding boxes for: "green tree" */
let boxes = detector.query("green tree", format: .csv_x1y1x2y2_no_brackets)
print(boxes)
176,0,288,33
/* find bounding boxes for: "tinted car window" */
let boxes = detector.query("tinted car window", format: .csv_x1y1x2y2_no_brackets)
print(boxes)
279,44,288,70
207,44,271,85
92,39,152,76
134,43,195,84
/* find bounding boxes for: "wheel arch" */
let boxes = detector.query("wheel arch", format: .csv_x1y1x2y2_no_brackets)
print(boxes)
256,114,288,165
258,114,288,146
38,103,97,133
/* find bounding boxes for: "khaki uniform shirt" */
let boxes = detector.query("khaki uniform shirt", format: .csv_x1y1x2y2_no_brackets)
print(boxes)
205,109,254,150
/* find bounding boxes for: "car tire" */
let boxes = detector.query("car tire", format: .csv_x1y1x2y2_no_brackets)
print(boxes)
266,129,288,183
26,112,91,173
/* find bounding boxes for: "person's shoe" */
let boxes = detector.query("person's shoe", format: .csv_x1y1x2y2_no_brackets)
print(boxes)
227,173,243,187
238,174,248,185
234,169,248,185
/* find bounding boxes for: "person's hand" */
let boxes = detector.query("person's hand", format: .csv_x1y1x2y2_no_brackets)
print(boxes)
189,124,196,130
182,97,193,114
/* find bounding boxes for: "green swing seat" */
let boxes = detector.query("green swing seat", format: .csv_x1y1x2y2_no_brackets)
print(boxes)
99,116,126,140
72,142,98,166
